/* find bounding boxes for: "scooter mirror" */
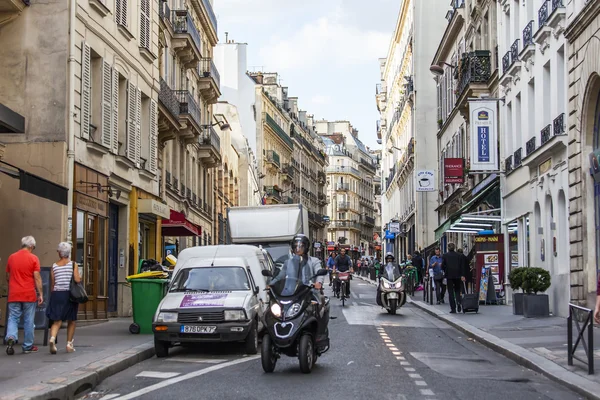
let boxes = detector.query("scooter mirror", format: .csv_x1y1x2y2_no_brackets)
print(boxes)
315,268,328,276
262,270,273,277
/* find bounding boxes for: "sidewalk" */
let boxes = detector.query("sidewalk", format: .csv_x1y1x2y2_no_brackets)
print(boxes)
0,318,155,400
355,274,600,400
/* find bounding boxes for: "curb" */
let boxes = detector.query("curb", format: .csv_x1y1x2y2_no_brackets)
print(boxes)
410,298,600,400
4,342,155,400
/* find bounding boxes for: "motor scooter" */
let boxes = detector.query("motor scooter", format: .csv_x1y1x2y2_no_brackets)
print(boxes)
378,275,406,315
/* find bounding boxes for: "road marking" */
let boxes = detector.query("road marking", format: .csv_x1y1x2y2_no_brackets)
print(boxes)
420,389,435,396
383,339,392,343
396,356,405,360
408,373,422,379
136,371,180,379
386,343,394,347
415,381,427,386
404,367,415,372
389,347,398,351
400,361,410,366
99,395,120,400
165,357,227,364
113,356,260,399
392,351,402,355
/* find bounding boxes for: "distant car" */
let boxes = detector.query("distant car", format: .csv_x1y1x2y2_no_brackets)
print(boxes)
152,245,271,357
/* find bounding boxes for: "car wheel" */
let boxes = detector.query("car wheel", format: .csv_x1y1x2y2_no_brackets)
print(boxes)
154,338,169,358
245,320,258,355
261,334,277,373
298,334,314,374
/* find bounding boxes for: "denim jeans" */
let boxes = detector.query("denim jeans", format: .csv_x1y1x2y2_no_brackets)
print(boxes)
5,302,36,349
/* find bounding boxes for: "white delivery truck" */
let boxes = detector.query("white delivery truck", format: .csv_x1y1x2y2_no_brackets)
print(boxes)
227,204,309,267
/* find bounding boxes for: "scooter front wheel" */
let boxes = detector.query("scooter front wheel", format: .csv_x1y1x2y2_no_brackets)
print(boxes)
298,334,314,374
388,298,398,315
261,334,277,373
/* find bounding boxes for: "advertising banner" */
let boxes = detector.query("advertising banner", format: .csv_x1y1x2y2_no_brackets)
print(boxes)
415,170,435,192
444,158,464,184
469,101,498,171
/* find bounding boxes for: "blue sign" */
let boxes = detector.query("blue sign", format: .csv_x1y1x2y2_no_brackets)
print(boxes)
477,126,490,162
385,230,395,240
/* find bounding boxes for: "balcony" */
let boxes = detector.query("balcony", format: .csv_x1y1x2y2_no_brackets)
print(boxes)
198,126,221,167
338,201,350,211
0,0,26,27
173,177,179,192
456,51,491,100
265,150,281,170
526,137,536,157
534,1,552,45
170,10,202,68
331,221,361,231
505,155,513,174
318,193,328,204
265,113,294,149
197,58,221,104
282,163,294,181
336,183,350,192
502,51,510,75
158,78,180,121
189,0,217,41
523,115,568,167
547,0,565,31
175,90,201,135
265,186,282,203
553,112,565,136
506,39,522,78
360,158,377,173
364,216,376,226
318,171,326,183
521,21,535,62
541,124,552,145
326,165,361,178
514,148,523,168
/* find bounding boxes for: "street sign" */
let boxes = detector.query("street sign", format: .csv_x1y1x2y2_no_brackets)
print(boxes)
415,170,435,191
389,222,400,233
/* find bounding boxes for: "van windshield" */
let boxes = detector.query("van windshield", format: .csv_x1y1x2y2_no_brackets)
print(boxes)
170,267,250,292
260,244,291,267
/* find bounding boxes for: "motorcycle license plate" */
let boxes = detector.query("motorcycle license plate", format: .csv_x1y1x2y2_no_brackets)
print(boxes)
180,325,217,334
387,292,398,299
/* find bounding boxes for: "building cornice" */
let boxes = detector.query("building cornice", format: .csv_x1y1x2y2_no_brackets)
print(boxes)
432,9,466,65
565,0,600,42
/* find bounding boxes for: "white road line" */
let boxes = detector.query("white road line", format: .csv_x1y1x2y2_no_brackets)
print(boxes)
113,356,260,400
165,358,227,364
400,361,410,366
404,367,415,372
392,351,402,355
396,356,405,360
386,343,394,347
420,389,435,396
415,381,427,386
383,339,392,343
99,395,120,400
408,373,422,379
136,371,180,379
389,347,398,351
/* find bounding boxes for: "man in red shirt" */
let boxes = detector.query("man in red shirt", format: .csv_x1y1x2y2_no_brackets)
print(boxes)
5,236,43,355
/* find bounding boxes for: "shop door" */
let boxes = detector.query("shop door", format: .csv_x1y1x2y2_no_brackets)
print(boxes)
108,204,119,313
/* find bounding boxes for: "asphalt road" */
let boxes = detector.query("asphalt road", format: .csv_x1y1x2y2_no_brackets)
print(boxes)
80,277,583,400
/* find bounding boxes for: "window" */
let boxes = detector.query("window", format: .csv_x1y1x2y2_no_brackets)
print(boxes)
115,0,128,27
117,74,128,156
140,93,150,169
140,0,150,50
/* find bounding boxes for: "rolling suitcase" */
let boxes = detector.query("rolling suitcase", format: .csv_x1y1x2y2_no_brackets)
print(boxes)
461,282,479,313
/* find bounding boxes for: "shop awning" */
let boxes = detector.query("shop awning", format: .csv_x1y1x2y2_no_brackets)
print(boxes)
435,178,500,240
327,246,336,251
0,160,68,205
162,210,201,237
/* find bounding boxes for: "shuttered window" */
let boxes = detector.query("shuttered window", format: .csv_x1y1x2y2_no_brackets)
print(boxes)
126,82,137,163
116,0,127,27
149,99,158,173
81,43,91,140
111,69,119,154
140,0,150,50
135,88,142,165
101,61,112,149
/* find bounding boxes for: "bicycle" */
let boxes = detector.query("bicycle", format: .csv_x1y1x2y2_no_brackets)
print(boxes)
403,266,418,296
338,272,350,307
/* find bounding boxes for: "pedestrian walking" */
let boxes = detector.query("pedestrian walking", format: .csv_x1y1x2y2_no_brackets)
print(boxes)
413,251,425,287
442,243,467,314
47,242,82,354
430,248,445,304
5,236,43,355
457,248,470,293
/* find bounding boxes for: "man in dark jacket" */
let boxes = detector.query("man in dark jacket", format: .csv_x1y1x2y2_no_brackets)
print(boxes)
412,251,424,286
334,249,353,296
442,243,467,314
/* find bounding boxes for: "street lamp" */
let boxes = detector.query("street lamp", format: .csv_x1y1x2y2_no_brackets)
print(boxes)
202,121,231,130
429,62,456,77
387,146,403,154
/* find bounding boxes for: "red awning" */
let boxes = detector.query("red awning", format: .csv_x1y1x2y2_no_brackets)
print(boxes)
162,210,201,237
327,246,336,251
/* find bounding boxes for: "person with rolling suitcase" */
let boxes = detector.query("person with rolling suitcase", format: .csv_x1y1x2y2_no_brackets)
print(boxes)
461,281,479,313
441,243,466,314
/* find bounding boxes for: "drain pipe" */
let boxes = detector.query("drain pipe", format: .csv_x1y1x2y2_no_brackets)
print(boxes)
65,0,77,242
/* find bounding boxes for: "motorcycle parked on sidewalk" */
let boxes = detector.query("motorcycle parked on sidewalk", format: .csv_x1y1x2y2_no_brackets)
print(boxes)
378,275,406,315
260,260,330,374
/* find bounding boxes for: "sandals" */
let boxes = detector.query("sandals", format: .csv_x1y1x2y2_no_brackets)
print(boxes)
66,340,76,353
49,337,57,354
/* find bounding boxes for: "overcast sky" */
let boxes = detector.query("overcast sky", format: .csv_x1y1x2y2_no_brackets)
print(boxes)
213,0,400,150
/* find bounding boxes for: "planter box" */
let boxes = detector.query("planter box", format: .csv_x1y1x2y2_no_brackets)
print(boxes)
512,293,524,315
523,294,549,318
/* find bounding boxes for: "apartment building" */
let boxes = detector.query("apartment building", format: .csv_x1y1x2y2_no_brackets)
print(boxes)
564,0,600,309
317,120,378,258
377,0,448,260
498,0,569,316
431,0,501,258
157,0,221,254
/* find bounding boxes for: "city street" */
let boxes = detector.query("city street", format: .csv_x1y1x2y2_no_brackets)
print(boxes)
80,280,582,400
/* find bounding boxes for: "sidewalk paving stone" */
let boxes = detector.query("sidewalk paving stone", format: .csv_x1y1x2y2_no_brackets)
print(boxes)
0,318,155,400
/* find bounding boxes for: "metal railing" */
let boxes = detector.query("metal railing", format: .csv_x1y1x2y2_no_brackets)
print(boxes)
171,10,201,54
282,163,294,178
166,170,171,185
198,58,221,90
539,0,549,27
523,20,534,47
336,183,350,191
159,1,170,20
510,39,520,66
266,150,281,168
338,201,350,210
505,155,513,173
265,186,281,201
159,78,180,120
514,148,523,167
502,52,510,74
456,51,492,97
526,137,536,156
173,177,179,191
201,0,217,34
265,113,294,149
541,124,552,145
567,303,594,375
326,165,361,177
554,113,565,135
364,216,375,225
552,0,563,12
175,90,201,127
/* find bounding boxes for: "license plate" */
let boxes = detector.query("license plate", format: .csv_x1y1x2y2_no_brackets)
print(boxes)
180,325,217,334
387,292,398,299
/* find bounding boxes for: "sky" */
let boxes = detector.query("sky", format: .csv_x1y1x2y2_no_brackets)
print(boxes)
213,0,400,150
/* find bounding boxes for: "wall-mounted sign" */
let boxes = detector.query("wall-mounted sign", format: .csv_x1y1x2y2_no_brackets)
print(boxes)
415,170,435,191
469,101,498,171
138,199,170,219
444,158,464,184
389,222,400,233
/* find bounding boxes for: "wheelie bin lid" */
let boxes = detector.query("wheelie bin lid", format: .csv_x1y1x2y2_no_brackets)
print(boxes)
126,278,170,284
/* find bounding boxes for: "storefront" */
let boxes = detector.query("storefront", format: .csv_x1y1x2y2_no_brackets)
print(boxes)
133,193,170,275
74,164,109,320
162,210,201,257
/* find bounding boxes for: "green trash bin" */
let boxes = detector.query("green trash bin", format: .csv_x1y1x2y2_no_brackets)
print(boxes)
127,278,169,334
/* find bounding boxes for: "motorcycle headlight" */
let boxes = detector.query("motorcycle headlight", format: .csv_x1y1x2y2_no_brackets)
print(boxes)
270,303,282,317
156,312,178,323
284,302,303,319
382,281,391,289
224,310,247,321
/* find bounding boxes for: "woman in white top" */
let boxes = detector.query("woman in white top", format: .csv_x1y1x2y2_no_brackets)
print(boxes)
46,242,82,354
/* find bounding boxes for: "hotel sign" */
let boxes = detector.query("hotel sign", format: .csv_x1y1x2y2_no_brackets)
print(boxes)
138,199,170,219
469,101,498,171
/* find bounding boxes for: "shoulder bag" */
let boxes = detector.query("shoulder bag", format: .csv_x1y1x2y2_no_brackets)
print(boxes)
69,263,89,304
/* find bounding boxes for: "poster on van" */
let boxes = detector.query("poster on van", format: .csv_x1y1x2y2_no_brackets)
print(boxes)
180,293,228,308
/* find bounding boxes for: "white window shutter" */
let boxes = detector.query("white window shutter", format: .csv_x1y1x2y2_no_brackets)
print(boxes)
81,42,91,140
111,68,119,154
101,60,112,148
140,0,150,50
116,0,127,27
126,82,136,162
135,88,142,166
149,99,158,173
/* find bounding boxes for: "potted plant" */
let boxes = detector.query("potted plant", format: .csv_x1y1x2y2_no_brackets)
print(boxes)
437,119,443,129
521,267,551,318
508,267,526,315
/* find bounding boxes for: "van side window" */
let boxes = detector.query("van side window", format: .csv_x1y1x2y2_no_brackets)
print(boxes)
247,268,257,289
259,260,270,272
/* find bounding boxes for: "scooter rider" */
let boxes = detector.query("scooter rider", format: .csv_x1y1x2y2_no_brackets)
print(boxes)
376,253,402,306
333,248,353,296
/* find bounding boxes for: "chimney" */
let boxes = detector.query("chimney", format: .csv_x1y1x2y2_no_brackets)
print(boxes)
225,32,229,43
255,73,263,84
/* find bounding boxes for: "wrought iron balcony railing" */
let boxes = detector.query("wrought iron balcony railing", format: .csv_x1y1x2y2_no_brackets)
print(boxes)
539,0,549,27
266,150,281,168
327,165,361,177
159,78,180,120
336,183,350,191
198,58,221,90
552,0,563,13
174,90,201,127
265,113,294,149
554,113,565,135
199,126,220,151
502,52,510,74
265,186,281,201
505,155,513,173
201,0,217,34
514,148,523,167
541,124,552,145
510,39,520,66
171,10,201,54
338,201,350,210
523,20,534,47
456,51,491,97
526,137,536,157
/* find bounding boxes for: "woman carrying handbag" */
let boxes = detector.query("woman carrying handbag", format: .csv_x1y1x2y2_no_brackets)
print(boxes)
46,242,83,354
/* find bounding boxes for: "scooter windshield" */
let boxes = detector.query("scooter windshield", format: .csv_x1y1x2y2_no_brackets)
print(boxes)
269,255,312,297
